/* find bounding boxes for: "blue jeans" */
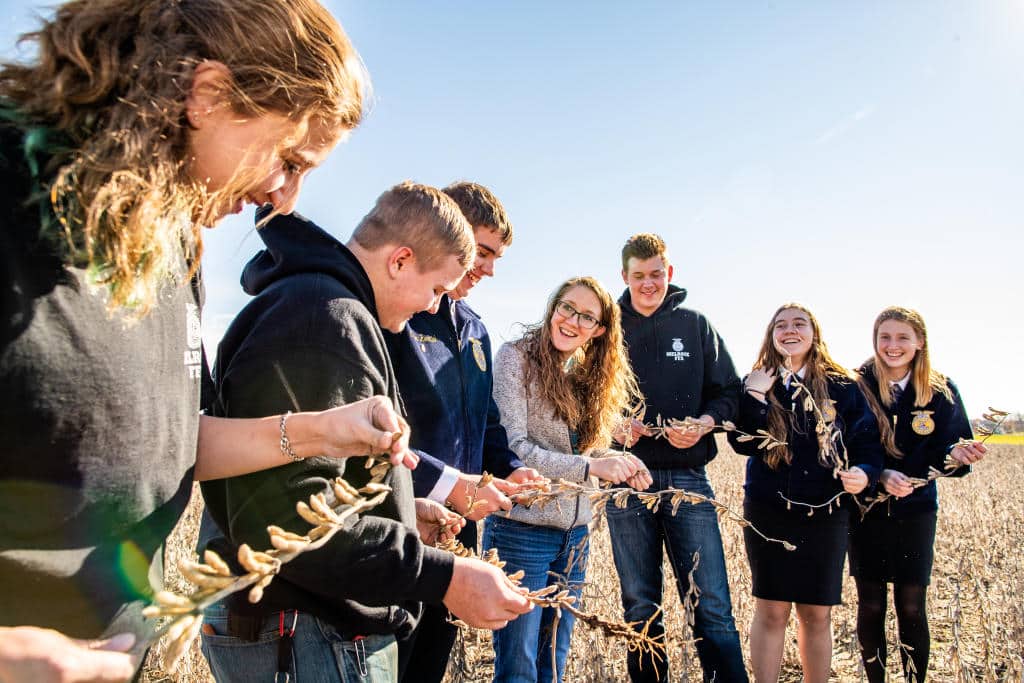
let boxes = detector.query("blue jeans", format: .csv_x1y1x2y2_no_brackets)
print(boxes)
481,516,589,683
605,467,748,683
200,602,398,682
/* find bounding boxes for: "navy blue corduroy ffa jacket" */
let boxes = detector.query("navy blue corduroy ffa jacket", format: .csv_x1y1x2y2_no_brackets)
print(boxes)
730,375,884,509
386,296,524,498
619,285,741,470
857,362,973,518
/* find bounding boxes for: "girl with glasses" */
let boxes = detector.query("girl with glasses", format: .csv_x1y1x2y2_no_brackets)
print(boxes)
850,306,984,682
483,276,651,682
728,303,884,683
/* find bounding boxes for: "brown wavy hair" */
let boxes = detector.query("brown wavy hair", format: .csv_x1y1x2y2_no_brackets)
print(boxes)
442,181,513,245
1,0,368,313
516,276,641,452
856,306,952,458
752,302,852,469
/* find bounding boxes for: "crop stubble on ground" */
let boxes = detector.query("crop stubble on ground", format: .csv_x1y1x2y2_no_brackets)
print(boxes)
146,441,1024,682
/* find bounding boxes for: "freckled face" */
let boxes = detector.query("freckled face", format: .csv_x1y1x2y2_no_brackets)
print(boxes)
772,308,814,370
876,320,922,379
187,111,338,223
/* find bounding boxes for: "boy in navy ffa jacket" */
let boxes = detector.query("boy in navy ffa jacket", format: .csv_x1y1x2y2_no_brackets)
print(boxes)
386,182,542,682
607,233,748,683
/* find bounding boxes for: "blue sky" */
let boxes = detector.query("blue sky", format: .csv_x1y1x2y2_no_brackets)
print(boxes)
2,1,1021,418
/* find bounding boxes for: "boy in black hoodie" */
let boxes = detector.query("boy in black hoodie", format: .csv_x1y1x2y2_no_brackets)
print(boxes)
199,182,531,682
606,233,748,683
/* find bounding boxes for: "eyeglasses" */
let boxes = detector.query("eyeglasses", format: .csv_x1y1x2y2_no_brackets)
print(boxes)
554,300,602,330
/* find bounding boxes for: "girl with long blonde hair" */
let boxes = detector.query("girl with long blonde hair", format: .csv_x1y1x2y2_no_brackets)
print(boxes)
850,306,984,682
483,276,650,682
728,303,884,683
0,3,412,680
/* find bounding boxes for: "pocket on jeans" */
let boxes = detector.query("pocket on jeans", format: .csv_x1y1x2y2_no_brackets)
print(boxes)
200,621,282,683
200,614,279,647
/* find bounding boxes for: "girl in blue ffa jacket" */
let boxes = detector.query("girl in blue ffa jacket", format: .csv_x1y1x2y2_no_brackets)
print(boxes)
728,303,883,683
484,276,650,683
850,306,985,683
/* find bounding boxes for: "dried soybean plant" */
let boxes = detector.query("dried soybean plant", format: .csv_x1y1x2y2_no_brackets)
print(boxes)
513,477,795,551
677,551,703,673
143,455,396,673
436,536,667,668
499,407,795,550
854,408,1009,519
762,365,867,515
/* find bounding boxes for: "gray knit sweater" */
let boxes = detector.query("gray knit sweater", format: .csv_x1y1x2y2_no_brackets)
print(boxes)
492,342,620,530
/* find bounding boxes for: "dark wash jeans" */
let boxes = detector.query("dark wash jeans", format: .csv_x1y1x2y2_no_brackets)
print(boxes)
605,467,748,683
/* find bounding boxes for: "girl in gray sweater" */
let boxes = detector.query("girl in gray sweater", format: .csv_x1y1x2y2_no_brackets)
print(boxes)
483,276,650,682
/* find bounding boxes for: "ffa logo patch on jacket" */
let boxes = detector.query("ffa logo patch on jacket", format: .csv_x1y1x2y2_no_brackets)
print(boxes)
469,337,487,371
666,337,690,361
911,410,936,435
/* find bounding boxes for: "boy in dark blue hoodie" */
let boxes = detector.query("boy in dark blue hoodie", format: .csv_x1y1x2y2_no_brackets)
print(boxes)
605,233,748,683
386,182,543,682
199,183,532,682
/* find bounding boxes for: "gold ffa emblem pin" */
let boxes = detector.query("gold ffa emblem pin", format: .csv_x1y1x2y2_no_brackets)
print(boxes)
469,338,487,372
911,410,936,435
821,399,837,422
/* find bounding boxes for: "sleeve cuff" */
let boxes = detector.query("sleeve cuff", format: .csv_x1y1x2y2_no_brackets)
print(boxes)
414,547,457,605
426,466,460,504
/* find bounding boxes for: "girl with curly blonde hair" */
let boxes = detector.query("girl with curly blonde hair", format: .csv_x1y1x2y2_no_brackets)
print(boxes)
483,276,650,682
0,2,413,680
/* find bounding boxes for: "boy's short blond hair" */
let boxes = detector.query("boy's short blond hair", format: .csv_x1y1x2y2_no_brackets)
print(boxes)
353,182,475,270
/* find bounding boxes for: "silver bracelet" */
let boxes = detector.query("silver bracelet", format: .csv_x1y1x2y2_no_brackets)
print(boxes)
279,411,302,462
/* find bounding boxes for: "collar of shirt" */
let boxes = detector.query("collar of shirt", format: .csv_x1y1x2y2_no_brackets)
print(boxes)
780,364,807,388
892,372,910,391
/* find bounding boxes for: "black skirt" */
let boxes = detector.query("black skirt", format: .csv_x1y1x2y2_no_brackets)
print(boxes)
849,508,937,585
743,497,851,606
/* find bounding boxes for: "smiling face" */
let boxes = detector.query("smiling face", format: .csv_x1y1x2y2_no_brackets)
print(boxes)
378,250,466,333
549,284,607,357
875,319,922,380
185,63,340,224
622,255,673,317
450,226,507,300
772,307,815,370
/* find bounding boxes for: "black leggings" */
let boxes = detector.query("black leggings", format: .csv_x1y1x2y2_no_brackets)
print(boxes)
855,579,930,682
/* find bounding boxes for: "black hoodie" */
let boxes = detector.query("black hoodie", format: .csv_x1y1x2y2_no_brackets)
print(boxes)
619,285,741,470
200,212,453,639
